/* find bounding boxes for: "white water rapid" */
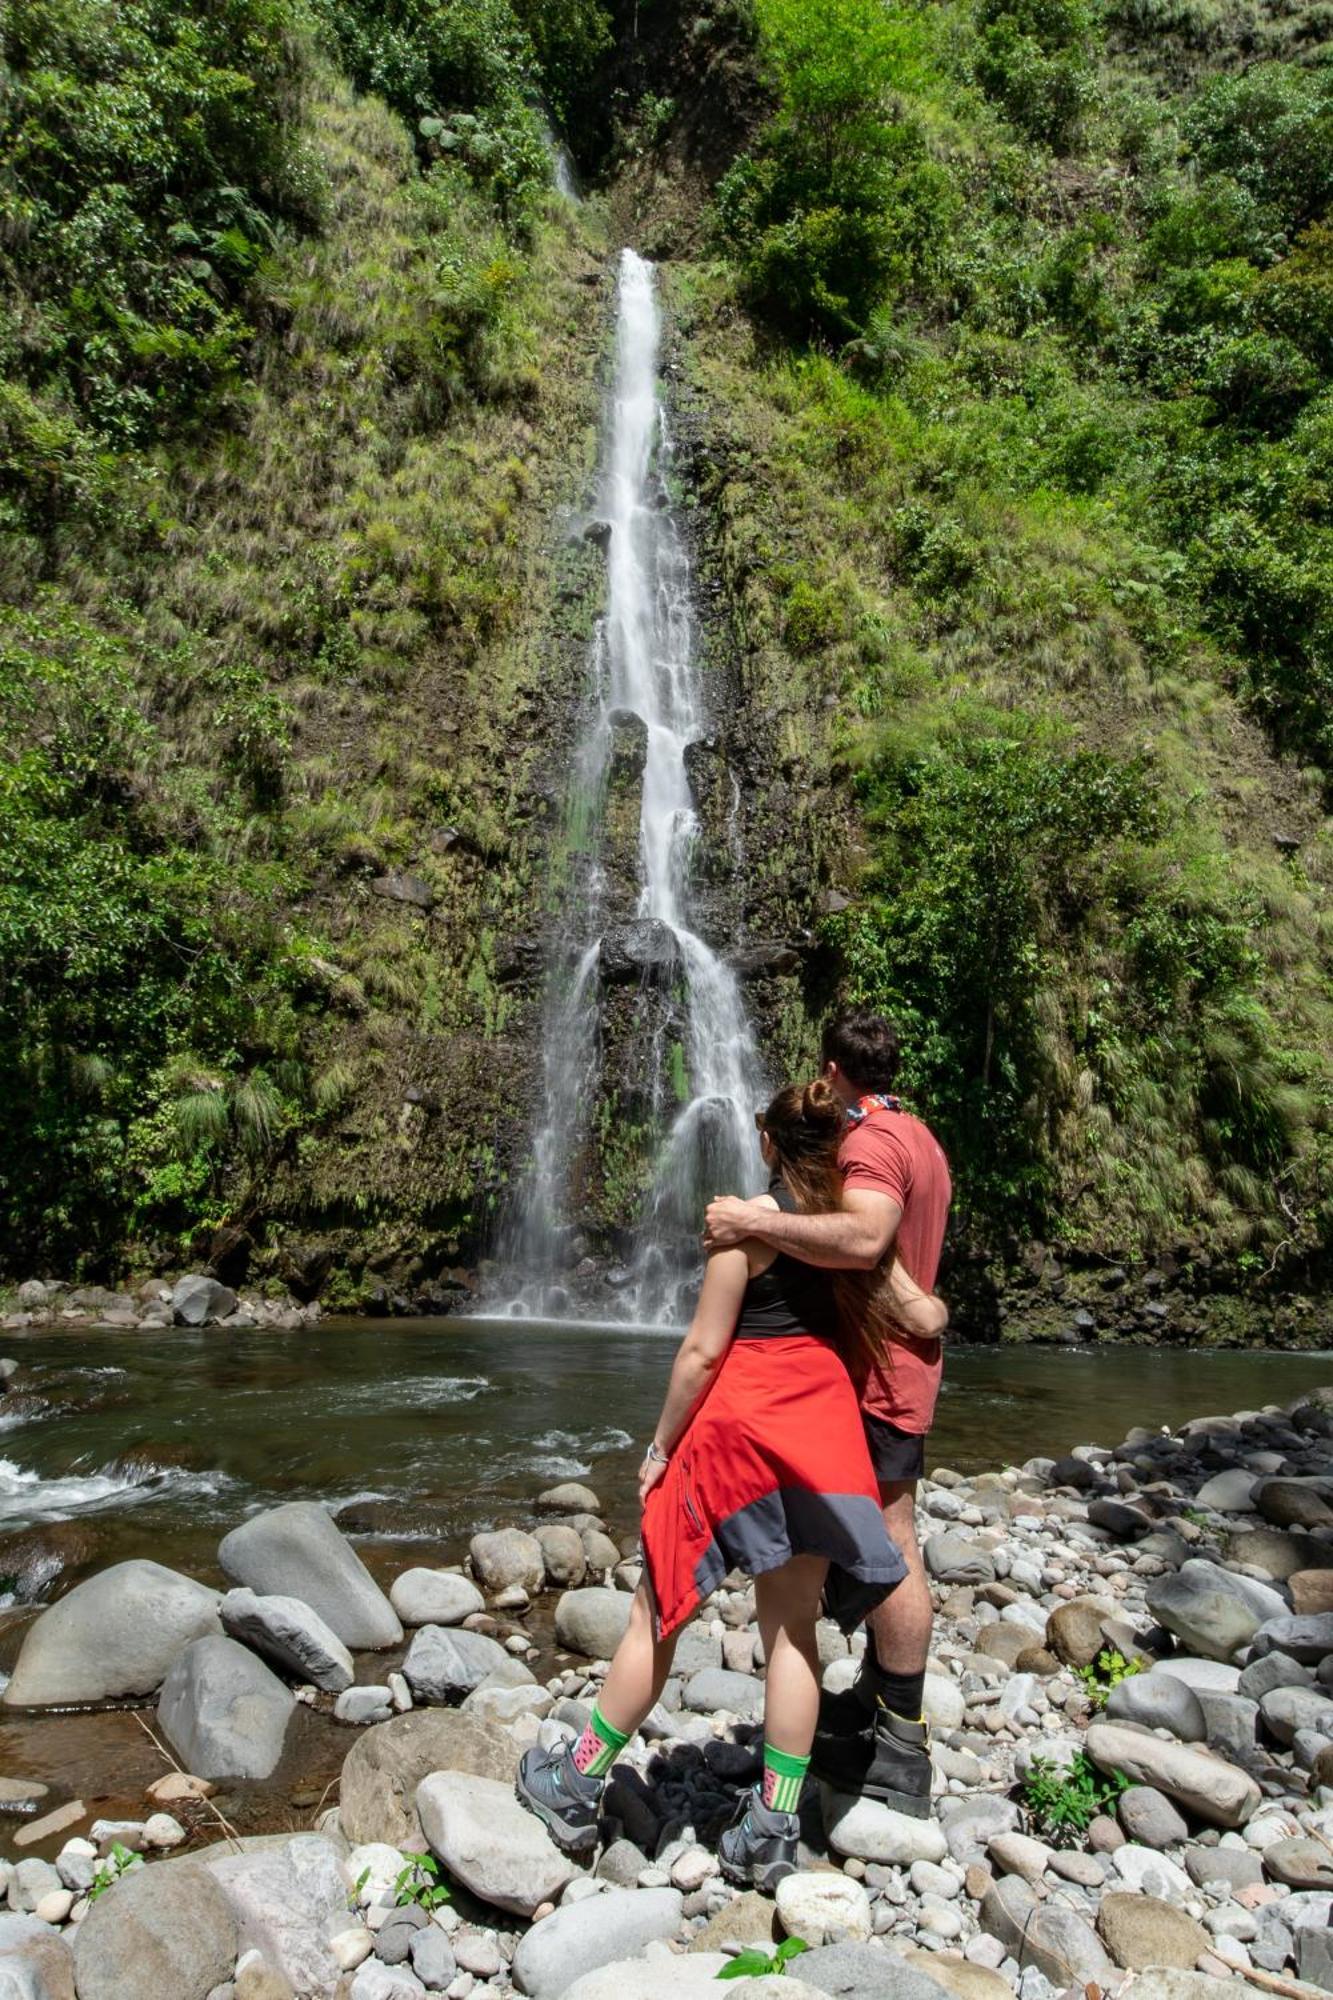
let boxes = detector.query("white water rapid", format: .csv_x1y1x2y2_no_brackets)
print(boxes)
503,248,767,1324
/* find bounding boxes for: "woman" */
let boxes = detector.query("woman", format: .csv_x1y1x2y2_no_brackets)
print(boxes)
517,1078,947,1891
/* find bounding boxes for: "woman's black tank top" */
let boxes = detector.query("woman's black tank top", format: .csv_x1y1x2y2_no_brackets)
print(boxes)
734,1184,841,1344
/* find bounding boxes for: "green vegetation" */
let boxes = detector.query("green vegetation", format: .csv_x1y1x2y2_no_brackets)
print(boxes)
88,1842,141,1901
1021,1749,1128,1838
393,1851,452,1911
679,0,1333,1282
1074,1646,1144,1708
717,1938,811,1979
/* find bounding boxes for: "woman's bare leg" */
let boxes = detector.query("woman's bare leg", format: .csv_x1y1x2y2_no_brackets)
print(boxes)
594,1582,677,1738
755,1554,829,1757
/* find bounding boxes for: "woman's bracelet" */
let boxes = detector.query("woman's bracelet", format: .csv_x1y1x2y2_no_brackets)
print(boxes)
645,1440,669,1465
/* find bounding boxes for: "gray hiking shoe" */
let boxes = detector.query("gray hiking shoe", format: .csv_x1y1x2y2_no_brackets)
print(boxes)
717,1783,800,1893
516,1744,602,1853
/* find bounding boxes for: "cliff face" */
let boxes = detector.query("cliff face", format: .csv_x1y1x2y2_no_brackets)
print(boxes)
3,0,1331,1341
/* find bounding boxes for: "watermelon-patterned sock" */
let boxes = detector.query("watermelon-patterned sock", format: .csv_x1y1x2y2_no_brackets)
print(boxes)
570,1703,630,1778
762,1743,810,1814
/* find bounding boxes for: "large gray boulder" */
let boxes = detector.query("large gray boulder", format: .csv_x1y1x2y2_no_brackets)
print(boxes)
203,1834,349,1998
71,1856,237,2000
158,1635,295,1780
1,1560,220,1706
417,1771,576,1917
469,1528,544,1596
1145,1563,1264,1662
554,1587,633,1659
220,1586,354,1692
219,1502,402,1649
401,1624,529,1703
1105,1669,1207,1741
172,1275,237,1325
1084,1721,1260,1828
340,1709,520,1849
510,1887,683,1997
1250,1612,1333,1662
0,1913,75,2000
980,1875,1116,1987
824,1794,948,1866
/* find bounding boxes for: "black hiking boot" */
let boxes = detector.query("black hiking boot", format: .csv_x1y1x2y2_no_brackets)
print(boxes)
811,1674,933,1817
516,1744,602,1853
717,1784,800,1893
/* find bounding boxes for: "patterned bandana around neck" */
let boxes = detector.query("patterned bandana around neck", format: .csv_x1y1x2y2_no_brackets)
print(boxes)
846,1091,902,1124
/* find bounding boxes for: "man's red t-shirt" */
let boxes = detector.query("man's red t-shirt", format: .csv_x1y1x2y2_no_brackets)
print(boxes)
839,1105,952,1435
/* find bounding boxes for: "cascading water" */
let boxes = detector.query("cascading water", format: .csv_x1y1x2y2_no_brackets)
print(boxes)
501,248,767,1324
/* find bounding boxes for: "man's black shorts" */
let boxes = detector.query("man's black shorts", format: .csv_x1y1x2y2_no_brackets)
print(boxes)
864,1411,927,1484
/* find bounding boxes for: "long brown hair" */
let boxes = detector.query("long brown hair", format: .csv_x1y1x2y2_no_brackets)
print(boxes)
757,1078,899,1371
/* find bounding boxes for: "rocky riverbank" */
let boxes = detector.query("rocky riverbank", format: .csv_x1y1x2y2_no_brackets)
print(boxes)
8,1393,1333,1997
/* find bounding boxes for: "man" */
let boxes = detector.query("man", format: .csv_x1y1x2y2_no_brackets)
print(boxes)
703,1007,952,1816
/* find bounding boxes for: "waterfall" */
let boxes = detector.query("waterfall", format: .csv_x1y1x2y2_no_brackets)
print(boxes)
500,249,767,1324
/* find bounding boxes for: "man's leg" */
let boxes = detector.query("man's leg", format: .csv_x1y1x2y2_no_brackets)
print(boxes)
866,1479,932,1710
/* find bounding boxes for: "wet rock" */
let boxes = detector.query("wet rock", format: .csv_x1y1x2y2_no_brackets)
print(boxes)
219,1503,402,1650
533,1525,586,1588
2,1559,220,1707
598,921,681,986
0,1521,101,1603
205,1836,349,1997
401,1624,528,1703
417,1771,576,1917
72,1856,237,2000
340,1709,519,1849
554,1588,633,1659
469,1528,544,1596
388,1570,485,1628
979,1876,1115,1986
510,1887,683,1996
220,1587,355,1692
172,1275,238,1325
159,1636,295,1781
1084,1721,1260,1827
0,1912,75,1999
1097,1891,1210,1970
1105,1669,1207,1740
537,1483,601,1514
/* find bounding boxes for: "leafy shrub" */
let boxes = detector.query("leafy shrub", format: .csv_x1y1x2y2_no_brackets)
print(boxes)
973,0,1098,150
1021,1751,1128,1839
1184,66,1333,239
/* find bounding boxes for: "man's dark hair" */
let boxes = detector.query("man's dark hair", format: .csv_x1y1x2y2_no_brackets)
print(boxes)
821,1008,902,1094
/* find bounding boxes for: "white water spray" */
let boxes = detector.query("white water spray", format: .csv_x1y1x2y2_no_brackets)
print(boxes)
504,250,766,1322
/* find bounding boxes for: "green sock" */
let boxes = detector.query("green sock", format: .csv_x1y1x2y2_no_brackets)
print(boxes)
762,1743,810,1814
570,1703,631,1778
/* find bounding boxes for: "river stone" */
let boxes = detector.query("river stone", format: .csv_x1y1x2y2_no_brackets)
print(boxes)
1184,1843,1263,1891
1291,1570,1333,1616
1239,1650,1314,1700
536,1483,600,1514
1228,1527,1324,1580
1105,1669,1207,1740
1084,1721,1261,1827
1045,1597,1110,1668
220,1587,354,1692
172,1275,237,1325
1195,1471,1259,1513
1254,1480,1333,1530
923,1533,995,1585
1109,1844,1191,1899
388,1570,484,1628
401,1624,524,1702
340,1710,519,1848
1119,1976,1242,2000
469,1529,544,1596
1,1559,221,1706
510,1887,683,1996
159,1635,295,1781
979,1876,1115,1987
1260,1683,1333,1744
687,1892,779,1953
1152,1657,1242,1693
417,1772,576,1916
824,1793,947,1866
684,1668,764,1720
598,920,682,986
775,1872,873,1946
1264,1837,1333,1890
1087,1497,1151,1539
0,1913,75,2000
72,1856,237,2000
554,1588,633,1659
1145,1565,1261,1661
1097,1891,1210,1970
581,1528,621,1574
559,1958,782,2000
205,1835,349,1997
797,1943,947,2000
1117,1785,1189,1849
533,1525,586,1588
1250,1612,1333,1662
219,1503,402,1649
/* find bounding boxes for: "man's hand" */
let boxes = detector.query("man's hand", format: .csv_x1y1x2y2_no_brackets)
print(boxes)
704,1194,764,1250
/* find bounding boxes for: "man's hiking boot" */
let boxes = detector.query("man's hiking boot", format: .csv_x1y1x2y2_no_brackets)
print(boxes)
515,1744,602,1853
811,1678,933,1818
717,1784,800,1893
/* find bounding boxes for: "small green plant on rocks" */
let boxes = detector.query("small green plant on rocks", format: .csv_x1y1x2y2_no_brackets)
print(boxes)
394,1852,452,1913
1074,1646,1144,1710
1021,1751,1128,1840
717,1938,810,1979
88,1843,141,1901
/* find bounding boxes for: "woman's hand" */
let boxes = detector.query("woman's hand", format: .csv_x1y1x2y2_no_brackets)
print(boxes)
638,1450,668,1507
